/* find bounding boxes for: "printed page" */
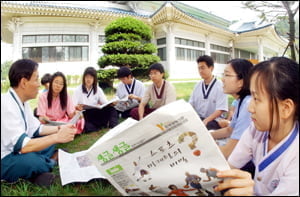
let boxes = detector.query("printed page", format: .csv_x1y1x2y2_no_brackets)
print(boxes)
44,111,83,126
87,100,230,196
114,96,139,112
58,118,138,185
58,149,106,186
82,97,120,110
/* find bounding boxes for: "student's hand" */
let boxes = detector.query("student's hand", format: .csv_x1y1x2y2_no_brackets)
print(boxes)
40,116,50,124
75,104,83,111
218,119,230,128
214,169,254,196
203,118,208,126
56,124,76,143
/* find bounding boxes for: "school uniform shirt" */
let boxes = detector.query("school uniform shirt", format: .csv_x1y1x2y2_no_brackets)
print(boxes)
141,80,176,109
73,85,108,106
116,78,145,106
228,122,299,196
189,77,228,119
229,95,252,140
1,88,42,159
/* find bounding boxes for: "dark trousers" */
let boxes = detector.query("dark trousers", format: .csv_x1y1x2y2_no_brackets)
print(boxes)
83,106,118,132
130,106,156,120
200,117,221,130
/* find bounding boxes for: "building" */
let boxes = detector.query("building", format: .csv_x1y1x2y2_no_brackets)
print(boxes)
1,1,288,78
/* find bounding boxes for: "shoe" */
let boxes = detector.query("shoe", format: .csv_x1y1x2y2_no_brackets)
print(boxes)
29,172,56,187
50,148,69,163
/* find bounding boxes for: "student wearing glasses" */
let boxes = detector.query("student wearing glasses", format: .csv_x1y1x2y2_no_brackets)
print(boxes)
130,63,176,120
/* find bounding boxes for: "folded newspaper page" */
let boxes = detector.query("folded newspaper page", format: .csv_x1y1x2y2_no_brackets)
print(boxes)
82,97,120,110
58,118,138,186
44,111,83,126
87,99,230,196
114,96,139,112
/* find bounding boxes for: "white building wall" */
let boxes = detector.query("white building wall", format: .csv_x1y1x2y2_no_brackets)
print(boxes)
17,17,103,77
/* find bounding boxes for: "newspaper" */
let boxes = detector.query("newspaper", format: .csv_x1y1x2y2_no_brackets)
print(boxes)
114,96,139,112
82,97,120,110
43,111,83,126
58,118,138,186
86,99,230,196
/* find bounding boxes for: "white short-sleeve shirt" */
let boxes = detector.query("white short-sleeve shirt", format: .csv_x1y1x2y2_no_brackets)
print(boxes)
116,78,145,105
73,85,108,106
1,88,42,159
228,122,299,196
189,77,228,119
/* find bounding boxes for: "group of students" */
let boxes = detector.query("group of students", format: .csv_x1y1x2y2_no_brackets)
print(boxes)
1,55,299,195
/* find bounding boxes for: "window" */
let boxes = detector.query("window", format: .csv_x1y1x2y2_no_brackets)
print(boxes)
210,44,230,52
176,47,204,61
211,52,230,64
63,35,76,42
50,35,62,42
157,47,166,61
76,35,88,42
36,35,49,43
99,35,105,43
157,38,166,45
22,46,89,63
175,37,205,48
23,35,35,43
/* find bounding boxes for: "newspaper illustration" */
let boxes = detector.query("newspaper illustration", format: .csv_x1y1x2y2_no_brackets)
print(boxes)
43,111,83,126
58,118,138,186
114,96,139,112
86,99,230,196
82,97,120,110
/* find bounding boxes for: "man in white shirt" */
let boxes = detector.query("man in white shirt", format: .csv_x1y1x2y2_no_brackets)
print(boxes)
1,59,76,187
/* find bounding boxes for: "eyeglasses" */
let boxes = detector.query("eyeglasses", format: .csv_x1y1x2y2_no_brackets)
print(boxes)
221,73,238,78
149,72,161,76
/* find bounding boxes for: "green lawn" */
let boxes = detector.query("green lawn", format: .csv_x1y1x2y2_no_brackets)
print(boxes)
1,81,234,196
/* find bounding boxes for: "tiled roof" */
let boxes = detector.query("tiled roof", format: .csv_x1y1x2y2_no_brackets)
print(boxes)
1,1,151,18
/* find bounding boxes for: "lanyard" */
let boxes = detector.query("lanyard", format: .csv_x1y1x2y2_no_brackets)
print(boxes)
125,79,136,94
9,90,27,131
87,87,94,98
202,78,217,99
259,122,299,172
154,80,166,99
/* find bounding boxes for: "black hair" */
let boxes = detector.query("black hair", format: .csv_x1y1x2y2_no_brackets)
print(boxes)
82,67,98,94
41,73,52,85
117,66,132,78
47,71,68,110
8,59,38,87
197,55,214,67
250,56,299,129
227,59,253,118
149,63,165,73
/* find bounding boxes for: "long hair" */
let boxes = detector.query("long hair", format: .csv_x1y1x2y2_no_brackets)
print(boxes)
47,71,68,110
250,57,299,130
227,59,253,118
81,67,98,94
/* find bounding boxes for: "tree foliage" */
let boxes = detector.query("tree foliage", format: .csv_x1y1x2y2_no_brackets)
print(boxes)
97,16,160,87
242,1,299,61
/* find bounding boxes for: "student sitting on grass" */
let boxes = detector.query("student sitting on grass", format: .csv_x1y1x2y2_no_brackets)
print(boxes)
130,63,176,120
37,71,84,134
73,67,118,132
1,59,76,187
115,66,145,118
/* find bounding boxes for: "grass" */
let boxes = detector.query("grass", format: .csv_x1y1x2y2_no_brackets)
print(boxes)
1,80,234,196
